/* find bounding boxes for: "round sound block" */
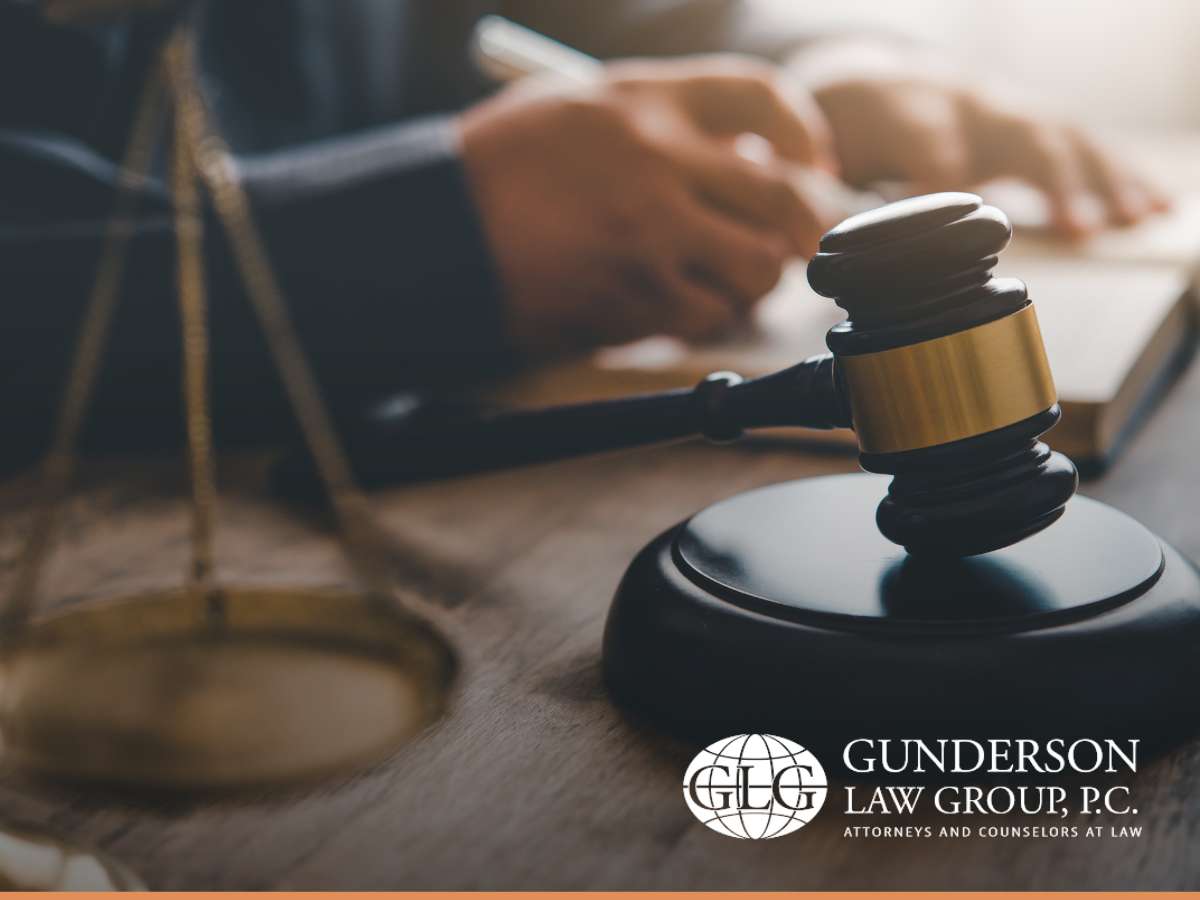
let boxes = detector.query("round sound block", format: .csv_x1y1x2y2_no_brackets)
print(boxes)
603,474,1200,750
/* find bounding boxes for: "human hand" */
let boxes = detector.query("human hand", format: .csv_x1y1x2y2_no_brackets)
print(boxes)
793,43,1169,238
459,56,838,356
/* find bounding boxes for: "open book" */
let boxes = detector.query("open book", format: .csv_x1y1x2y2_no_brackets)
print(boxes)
488,194,1200,467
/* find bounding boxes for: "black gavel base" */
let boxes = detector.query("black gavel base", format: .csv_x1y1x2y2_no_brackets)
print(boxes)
263,192,1200,755
604,474,1200,750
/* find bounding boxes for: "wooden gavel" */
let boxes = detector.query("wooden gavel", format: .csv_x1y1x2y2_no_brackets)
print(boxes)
277,193,1079,557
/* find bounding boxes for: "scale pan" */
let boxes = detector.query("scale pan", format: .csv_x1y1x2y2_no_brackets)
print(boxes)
0,586,456,791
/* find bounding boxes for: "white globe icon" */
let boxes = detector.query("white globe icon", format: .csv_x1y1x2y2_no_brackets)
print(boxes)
683,734,827,839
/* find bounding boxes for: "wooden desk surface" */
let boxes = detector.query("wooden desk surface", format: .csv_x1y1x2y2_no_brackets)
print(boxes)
0,352,1198,890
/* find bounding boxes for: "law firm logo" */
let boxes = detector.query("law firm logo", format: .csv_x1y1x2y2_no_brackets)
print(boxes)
683,734,827,839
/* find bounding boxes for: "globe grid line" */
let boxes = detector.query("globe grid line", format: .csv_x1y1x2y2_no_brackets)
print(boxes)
762,734,811,839
684,734,826,840
707,734,748,839
733,734,756,839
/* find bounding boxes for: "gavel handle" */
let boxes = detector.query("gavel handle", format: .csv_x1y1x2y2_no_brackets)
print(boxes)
276,354,849,493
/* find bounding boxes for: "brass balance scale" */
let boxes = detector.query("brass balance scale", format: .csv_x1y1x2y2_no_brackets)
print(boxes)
0,20,456,879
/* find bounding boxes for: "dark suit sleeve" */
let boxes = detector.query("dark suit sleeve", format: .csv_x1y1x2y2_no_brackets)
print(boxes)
235,115,511,389
498,0,832,63
0,116,509,463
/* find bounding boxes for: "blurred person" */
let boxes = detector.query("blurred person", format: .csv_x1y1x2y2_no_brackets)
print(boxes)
0,0,1166,462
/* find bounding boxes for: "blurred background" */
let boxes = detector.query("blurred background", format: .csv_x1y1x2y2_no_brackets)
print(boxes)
758,0,1200,129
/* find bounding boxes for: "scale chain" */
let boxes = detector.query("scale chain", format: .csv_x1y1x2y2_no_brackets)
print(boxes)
163,29,395,602
169,72,217,590
1,23,399,633
0,72,166,631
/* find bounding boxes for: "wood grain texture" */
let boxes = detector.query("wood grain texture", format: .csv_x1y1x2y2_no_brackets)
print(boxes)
1,354,1199,890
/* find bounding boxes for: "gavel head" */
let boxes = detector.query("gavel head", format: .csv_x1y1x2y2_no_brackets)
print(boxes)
807,192,1078,557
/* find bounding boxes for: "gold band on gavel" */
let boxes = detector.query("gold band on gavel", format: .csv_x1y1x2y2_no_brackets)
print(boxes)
838,304,1057,454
